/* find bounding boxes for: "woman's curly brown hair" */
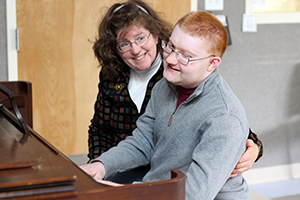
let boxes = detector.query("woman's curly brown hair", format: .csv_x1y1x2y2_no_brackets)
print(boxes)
93,0,173,82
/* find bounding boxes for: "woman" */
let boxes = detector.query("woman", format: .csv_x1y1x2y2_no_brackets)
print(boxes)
87,0,262,182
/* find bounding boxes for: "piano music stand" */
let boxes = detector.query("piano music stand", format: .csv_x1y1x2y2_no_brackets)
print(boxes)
0,81,33,128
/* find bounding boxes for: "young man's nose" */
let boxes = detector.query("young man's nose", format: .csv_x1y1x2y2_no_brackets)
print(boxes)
165,51,178,65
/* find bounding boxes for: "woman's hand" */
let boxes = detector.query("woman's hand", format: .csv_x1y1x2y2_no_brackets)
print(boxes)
80,161,106,182
230,139,259,178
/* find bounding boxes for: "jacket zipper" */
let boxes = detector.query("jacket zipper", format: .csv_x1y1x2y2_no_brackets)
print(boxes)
167,94,197,126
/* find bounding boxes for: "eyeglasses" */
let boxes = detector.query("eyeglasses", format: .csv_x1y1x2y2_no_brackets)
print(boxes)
117,33,151,52
161,40,215,65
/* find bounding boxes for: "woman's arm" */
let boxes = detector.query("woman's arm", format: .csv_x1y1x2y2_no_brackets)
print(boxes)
88,75,115,162
230,129,263,178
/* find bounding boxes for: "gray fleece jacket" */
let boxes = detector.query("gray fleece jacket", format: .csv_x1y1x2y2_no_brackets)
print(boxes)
95,68,250,199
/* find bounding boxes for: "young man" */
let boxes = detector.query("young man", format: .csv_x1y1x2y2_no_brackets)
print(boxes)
81,11,250,199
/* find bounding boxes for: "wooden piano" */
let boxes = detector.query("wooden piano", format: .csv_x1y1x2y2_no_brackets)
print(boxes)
0,83,185,200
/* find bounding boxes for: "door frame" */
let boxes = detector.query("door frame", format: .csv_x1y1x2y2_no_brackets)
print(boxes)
6,0,18,81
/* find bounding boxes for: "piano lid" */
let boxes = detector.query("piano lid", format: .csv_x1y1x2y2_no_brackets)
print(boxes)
0,89,77,199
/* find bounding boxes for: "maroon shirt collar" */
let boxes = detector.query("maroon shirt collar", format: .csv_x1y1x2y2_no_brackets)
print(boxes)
177,86,197,108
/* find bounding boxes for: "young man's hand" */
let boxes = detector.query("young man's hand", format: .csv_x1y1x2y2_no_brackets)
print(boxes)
80,161,106,181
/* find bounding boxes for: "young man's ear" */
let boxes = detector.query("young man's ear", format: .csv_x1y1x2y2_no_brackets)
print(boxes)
207,56,221,72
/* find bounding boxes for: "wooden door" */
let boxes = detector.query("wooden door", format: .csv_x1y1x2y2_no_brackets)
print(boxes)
17,0,190,155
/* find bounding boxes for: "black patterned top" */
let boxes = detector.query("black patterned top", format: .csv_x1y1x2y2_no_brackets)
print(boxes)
88,64,164,161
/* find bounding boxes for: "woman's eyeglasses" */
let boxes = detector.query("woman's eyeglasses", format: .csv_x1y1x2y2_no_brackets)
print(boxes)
117,33,151,52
